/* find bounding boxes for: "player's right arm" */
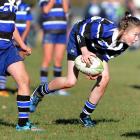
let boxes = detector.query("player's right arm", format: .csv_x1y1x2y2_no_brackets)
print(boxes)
41,0,55,13
76,34,96,65
13,27,31,56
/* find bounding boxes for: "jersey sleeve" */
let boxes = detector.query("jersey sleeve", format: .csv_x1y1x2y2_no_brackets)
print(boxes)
39,0,49,7
26,6,33,21
76,34,86,48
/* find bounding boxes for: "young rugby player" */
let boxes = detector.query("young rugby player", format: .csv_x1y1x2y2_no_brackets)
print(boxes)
30,12,140,127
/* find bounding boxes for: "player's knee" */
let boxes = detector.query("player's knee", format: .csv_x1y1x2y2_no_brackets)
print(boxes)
99,75,110,88
103,75,110,84
18,74,30,88
65,79,77,88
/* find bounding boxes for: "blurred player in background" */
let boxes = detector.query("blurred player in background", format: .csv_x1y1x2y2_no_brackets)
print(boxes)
30,12,140,127
84,0,106,19
0,0,32,97
39,0,70,95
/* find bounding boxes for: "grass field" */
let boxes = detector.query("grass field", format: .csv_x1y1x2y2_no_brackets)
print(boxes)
1,45,140,140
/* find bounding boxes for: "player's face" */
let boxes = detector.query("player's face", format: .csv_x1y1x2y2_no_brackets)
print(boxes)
121,27,140,46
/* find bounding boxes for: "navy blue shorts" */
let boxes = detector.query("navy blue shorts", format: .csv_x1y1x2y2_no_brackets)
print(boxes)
0,45,23,76
43,33,67,44
67,24,81,61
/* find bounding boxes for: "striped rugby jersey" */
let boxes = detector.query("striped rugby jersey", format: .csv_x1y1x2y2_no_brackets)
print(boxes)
39,0,67,34
76,16,129,61
16,0,32,35
0,0,17,49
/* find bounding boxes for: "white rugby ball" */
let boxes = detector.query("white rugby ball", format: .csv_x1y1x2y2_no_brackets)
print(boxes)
74,55,104,75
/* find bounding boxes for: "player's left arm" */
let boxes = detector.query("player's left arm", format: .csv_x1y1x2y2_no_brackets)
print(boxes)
62,0,69,13
21,6,32,41
77,34,96,65
13,27,31,55
21,20,31,42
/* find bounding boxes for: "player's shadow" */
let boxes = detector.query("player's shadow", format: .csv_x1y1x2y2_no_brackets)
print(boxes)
54,118,119,125
0,119,15,128
121,131,140,139
129,85,140,90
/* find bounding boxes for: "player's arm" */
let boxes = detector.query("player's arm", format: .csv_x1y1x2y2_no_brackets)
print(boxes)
76,34,96,65
21,20,31,42
13,27,31,55
62,0,69,13
21,7,32,42
42,0,55,13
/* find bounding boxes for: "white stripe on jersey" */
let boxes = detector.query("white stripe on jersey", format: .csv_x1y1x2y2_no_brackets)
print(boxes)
26,7,30,11
81,23,87,36
16,23,26,27
16,11,27,15
90,16,102,22
97,18,104,38
0,38,10,41
0,20,15,24
43,21,67,25
50,8,64,12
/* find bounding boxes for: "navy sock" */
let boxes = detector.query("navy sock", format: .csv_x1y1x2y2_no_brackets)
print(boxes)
17,95,30,126
53,66,62,77
80,101,96,118
37,83,56,97
40,68,48,84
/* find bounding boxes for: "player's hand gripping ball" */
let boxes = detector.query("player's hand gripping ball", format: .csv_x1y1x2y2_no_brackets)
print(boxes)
74,55,104,75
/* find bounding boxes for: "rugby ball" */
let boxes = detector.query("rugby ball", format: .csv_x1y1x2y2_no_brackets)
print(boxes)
74,55,104,75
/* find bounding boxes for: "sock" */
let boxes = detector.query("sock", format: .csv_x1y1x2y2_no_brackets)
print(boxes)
0,76,7,90
36,83,56,97
17,95,30,126
80,100,96,118
53,66,62,78
40,68,48,84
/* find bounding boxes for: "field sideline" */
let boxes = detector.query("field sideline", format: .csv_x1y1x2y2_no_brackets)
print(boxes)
1,45,140,140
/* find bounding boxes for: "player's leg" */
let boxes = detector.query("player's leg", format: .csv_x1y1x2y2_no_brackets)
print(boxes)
7,61,41,131
30,60,79,112
80,61,110,127
53,38,69,95
0,76,9,97
40,34,54,84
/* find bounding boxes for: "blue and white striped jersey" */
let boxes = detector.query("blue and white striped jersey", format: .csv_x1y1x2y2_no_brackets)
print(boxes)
0,0,17,49
16,0,32,35
76,16,129,61
39,0,67,34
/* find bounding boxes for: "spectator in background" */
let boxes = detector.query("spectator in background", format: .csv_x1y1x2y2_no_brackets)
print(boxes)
39,0,70,95
0,0,32,97
101,0,124,23
84,0,106,19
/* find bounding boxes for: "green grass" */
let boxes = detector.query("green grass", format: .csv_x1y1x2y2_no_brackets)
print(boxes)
1,46,140,140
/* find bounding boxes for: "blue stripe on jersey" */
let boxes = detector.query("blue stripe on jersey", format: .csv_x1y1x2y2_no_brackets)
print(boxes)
0,22,15,33
16,27,26,35
15,1,32,34
16,12,32,20
101,24,116,38
91,22,101,38
17,101,30,107
43,12,65,17
43,24,67,30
